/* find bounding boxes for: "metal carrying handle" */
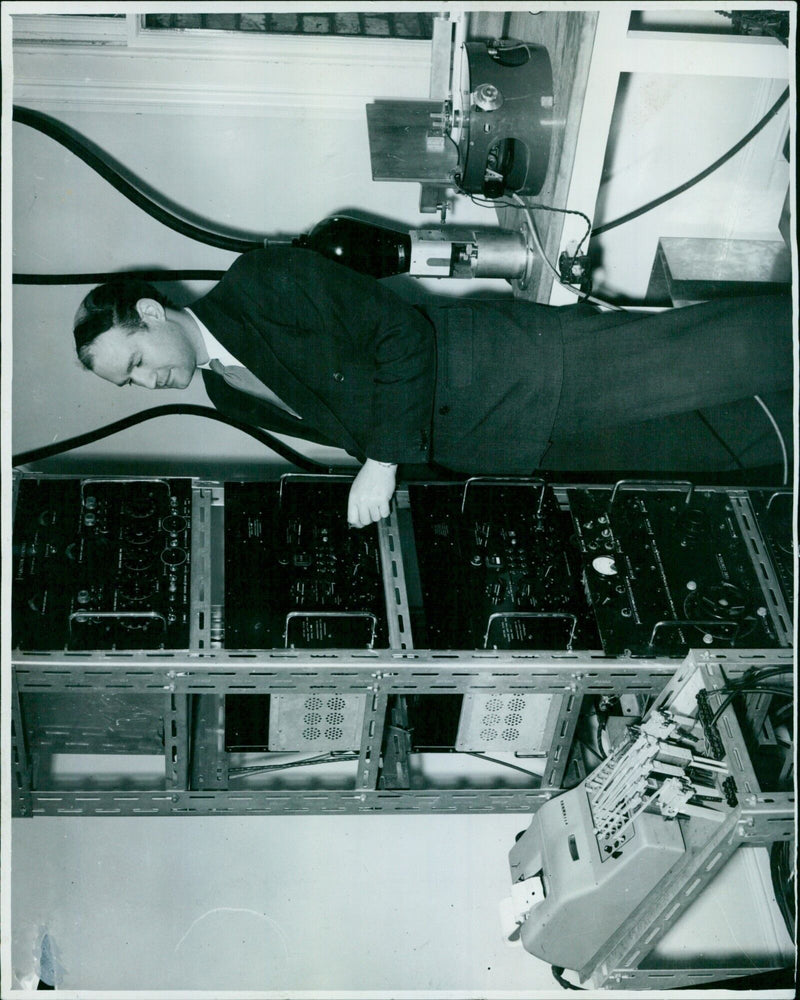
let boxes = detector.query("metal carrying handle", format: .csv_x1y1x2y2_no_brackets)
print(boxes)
461,476,547,516
609,479,694,508
68,610,168,634
483,611,577,651
283,611,378,649
648,619,741,650
766,489,791,513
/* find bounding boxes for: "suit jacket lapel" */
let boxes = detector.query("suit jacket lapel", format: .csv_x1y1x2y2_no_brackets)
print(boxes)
192,283,363,458
201,369,341,449
222,319,362,457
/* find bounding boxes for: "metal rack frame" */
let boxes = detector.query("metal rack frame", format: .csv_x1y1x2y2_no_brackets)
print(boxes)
12,645,689,817
11,476,793,815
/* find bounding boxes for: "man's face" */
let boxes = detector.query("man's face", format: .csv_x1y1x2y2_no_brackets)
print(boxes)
88,315,198,390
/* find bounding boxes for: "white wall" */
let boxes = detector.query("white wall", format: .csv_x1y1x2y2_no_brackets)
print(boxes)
593,72,790,299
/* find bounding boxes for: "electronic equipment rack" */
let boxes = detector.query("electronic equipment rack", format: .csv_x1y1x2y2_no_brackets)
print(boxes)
9,472,795,990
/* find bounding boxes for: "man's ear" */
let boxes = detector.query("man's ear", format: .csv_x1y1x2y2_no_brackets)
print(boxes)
136,298,166,325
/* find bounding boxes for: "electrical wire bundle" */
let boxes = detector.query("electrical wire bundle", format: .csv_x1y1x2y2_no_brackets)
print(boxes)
228,751,359,779
709,664,794,726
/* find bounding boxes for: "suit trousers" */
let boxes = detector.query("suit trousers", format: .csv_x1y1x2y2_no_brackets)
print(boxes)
549,294,793,440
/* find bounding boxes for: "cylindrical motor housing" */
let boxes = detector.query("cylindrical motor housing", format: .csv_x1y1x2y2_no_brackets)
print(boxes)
464,228,531,278
409,227,532,280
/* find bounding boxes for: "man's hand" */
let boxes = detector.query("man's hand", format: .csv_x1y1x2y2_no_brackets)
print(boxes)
347,459,397,528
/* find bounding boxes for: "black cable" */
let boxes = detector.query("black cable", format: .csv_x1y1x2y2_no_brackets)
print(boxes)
466,752,542,781
468,193,595,295
591,86,790,237
587,725,607,761
13,105,264,254
531,204,593,258
12,404,332,473
14,269,227,286
229,753,359,778
576,738,605,765
693,409,746,471
726,666,794,698
521,202,593,270
770,839,795,939
710,684,793,725
467,194,517,210
551,966,583,990
445,130,462,171
468,193,593,253
740,666,793,683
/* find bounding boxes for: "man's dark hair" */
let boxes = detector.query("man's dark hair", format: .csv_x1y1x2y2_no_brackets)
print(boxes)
73,281,173,369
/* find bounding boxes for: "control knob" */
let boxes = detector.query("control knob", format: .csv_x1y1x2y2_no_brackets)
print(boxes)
161,547,187,568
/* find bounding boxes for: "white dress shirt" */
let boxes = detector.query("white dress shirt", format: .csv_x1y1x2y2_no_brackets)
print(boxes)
186,306,301,419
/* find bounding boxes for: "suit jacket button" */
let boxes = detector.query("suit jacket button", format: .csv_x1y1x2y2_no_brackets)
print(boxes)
438,405,450,415
332,371,345,382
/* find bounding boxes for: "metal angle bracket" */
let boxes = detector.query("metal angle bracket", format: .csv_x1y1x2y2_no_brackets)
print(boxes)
378,504,414,650
358,691,390,790
542,686,582,788
189,484,222,651
189,695,229,791
582,803,744,988
10,677,33,818
165,693,190,789
603,964,792,991
729,493,793,646
26,786,555,817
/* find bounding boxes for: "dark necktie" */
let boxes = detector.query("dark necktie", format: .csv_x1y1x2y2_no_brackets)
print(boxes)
208,358,302,420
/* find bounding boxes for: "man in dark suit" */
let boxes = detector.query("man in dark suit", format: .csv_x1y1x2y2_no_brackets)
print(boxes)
73,247,792,526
